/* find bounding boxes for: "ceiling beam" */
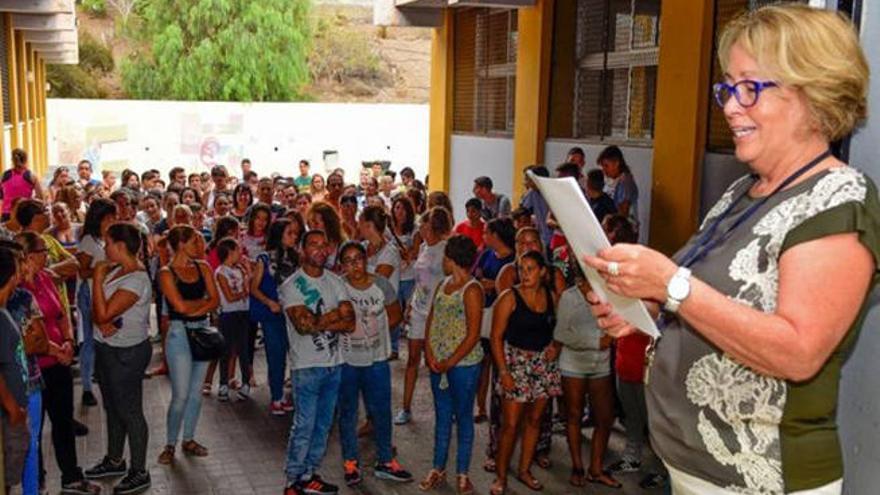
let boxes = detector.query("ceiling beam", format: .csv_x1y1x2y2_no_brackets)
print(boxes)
22,29,75,43
0,0,73,14
11,12,75,30
29,41,75,51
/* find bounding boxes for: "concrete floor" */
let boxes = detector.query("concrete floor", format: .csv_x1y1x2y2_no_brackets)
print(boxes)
35,342,666,495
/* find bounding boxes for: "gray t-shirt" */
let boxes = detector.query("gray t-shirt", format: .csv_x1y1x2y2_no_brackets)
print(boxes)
279,268,350,370
481,193,512,220
367,242,400,292
553,286,609,376
342,276,397,367
0,308,27,408
94,268,152,348
648,167,880,492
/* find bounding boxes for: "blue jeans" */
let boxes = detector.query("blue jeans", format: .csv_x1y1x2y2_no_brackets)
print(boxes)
285,365,342,484
259,315,288,402
338,361,392,464
23,390,41,495
165,320,209,446
76,283,94,393
392,280,415,353
430,365,480,474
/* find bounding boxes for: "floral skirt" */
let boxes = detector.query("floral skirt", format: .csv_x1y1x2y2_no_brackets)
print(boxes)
500,343,561,403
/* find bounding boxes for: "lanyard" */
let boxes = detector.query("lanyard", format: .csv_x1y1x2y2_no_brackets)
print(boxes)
678,149,832,269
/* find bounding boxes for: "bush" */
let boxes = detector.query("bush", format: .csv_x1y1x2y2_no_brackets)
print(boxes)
309,17,391,85
46,64,106,99
79,32,114,73
81,0,107,17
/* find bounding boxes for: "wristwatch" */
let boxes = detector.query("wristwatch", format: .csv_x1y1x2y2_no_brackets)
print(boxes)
664,266,692,313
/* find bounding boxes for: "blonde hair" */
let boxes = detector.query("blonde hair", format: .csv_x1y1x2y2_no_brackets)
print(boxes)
718,4,868,141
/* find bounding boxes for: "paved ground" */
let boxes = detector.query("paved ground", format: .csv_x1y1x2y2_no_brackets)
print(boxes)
34,341,666,495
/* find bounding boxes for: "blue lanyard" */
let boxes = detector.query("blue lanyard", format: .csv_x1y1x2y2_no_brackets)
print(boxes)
678,149,832,269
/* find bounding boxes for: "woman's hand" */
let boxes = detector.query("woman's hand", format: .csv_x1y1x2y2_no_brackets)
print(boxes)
268,301,282,314
583,244,678,302
543,344,560,362
499,371,515,392
585,290,637,338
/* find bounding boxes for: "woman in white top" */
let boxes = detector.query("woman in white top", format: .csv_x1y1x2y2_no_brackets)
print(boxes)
86,222,154,494
361,205,400,291
394,207,452,426
75,198,118,408
389,196,417,359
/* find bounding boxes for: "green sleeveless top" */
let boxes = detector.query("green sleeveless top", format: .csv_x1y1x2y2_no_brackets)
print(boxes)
647,167,880,493
428,277,484,367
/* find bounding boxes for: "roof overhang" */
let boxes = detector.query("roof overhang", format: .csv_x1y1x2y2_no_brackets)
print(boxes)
0,0,78,64
375,0,535,27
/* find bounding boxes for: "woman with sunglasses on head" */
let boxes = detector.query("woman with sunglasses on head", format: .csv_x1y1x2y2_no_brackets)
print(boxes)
157,225,220,465
17,232,101,495
84,223,153,494
584,6,879,493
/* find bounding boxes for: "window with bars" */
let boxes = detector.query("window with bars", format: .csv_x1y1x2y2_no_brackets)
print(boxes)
0,14,9,126
453,8,518,135
706,0,808,152
548,0,660,143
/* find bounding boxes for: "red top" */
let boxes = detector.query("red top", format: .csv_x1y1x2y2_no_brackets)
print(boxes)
454,220,485,250
615,332,651,383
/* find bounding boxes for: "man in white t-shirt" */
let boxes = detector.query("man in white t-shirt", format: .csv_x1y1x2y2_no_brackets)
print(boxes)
279,230,354,495
336,242,412,487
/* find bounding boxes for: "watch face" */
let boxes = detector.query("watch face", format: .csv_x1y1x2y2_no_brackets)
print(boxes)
669,277,690,300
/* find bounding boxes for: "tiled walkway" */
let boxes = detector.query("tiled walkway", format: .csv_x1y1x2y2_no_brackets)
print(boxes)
35,342,665,495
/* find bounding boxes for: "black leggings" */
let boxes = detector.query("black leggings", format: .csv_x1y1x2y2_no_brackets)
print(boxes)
39,364,84,486
95,340,153,471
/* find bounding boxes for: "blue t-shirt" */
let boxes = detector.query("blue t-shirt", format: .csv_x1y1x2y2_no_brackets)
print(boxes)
0,307,27,408
520,189,552,248
473,249,515,307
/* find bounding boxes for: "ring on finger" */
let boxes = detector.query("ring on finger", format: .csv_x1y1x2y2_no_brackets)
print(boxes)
608,261,620,277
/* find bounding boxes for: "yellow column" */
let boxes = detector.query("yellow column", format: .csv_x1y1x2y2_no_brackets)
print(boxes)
5,15,19,152
648,0,715,254
428,11,453,193
512,0,554,203
27,46,40,175
16,32,30,158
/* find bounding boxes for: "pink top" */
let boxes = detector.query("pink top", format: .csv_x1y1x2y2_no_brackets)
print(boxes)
22,271,65,369
1,168,35,214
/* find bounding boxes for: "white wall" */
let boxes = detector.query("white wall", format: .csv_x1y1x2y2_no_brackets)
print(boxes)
46,99,429,184
545,140,653,243
449,135,514,222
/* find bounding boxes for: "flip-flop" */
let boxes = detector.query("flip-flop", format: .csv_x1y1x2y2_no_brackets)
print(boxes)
587,471,622,489
516,472,544,492
569,468,586,487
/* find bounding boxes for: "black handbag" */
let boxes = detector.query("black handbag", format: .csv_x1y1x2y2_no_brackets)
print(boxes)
185,326,227,362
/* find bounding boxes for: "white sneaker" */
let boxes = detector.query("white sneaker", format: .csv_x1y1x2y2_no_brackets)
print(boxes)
218,385,230,402
236,384,251,401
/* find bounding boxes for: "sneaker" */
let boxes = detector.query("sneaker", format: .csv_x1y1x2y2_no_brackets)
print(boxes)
374,459,413,483
82,391,98,407
393,409,412,425
343,460,362,486
608,457,641,473
284,483,304,495
297,474,338,495
85,456,127,479
113,470,151,495
60,479,101,494
73,420,90,437
218,385,230,402
281,396,294,412
270,400,287,416
236,384,251,401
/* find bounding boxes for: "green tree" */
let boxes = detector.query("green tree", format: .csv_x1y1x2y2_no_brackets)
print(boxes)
121,0,311,101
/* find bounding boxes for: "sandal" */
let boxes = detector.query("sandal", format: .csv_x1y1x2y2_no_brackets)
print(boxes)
587,470,622,489
570,467,586,487
157,445,175,465
516,471,544,491
201,383,212,396
535,456,552,469
456,474,474,495
482,457,496,473
418,468,446,491
182,439,209,457
490,478,506,495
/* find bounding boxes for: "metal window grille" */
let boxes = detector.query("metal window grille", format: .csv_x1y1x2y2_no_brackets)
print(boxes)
0,14,9,126
554,0,660,142
453,8,517,135
707,0,808,152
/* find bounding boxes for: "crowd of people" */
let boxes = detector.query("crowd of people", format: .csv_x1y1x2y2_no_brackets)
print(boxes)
0,5,877,495
0,140,648,495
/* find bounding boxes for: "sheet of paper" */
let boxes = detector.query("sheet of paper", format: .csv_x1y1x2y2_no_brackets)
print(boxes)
527,172,659,339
